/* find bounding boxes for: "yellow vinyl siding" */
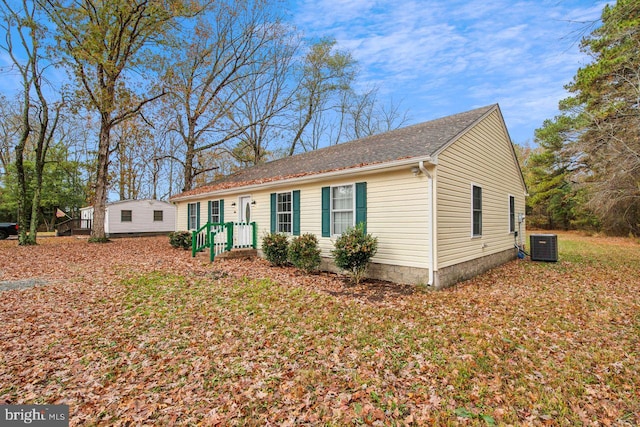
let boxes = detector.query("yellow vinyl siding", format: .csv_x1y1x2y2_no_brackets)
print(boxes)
288,169,430,268
366,170,429,268
436,109,526,269
249,193,270,238
177,200,224,231
173,167,431,269
176,201,190,231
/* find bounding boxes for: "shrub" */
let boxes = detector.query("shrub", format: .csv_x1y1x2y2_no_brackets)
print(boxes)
288,233,321,273
262,233,289,266
169,231,192,250
331,223,378,285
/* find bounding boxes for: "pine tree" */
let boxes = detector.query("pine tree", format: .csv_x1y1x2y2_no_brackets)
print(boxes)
534,0,640,235
567,0,640,234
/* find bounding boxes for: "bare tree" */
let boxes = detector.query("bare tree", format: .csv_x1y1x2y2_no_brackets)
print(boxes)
228,30,299,166
345,89,410,140
293,84,410,152
299,108,332,152
162,0,291,191
112,113,154,200
41,0,198,240
1,0,62,245
0,95,21,173
287,39,356,156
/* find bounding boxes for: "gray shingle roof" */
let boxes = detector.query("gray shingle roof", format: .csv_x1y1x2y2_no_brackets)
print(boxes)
172,104,496,199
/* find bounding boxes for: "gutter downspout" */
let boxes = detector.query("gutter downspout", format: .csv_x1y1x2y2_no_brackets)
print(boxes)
419,161,436,286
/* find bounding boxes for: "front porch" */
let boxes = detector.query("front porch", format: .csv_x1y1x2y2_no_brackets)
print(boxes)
192,222,257,261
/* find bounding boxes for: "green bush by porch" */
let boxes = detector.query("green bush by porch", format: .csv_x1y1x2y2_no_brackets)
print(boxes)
288,233,321,273
332,223,378,285
262,232,289,266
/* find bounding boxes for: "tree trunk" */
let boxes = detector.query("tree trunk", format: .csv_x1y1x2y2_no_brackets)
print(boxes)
91,118,110,240
168,155,174,196
184,141,195,191
288,99,314,156
15,140,29,245
16,90,30,245
152,157,159,199
29,136,50,241
27,92,51,244
119,141,126,200
28,184,42,243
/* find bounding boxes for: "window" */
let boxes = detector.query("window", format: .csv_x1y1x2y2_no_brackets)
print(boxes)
472,185,482,236
277,192,292,234
271,191,299,235
509,195,515,233
210,200,220,223
154,210,163,222
188,202,198,229
332,184,354,235
322,183,366,237
121,210,132,222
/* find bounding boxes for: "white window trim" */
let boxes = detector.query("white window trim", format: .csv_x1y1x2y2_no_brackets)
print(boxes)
276,191,293,235
508,194,515,234
330,183,355,237
210,200,221,224
187,202,198,230
471,183,482,238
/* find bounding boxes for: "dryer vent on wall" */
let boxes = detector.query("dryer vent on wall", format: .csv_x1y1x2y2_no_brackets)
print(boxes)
530,234,558,262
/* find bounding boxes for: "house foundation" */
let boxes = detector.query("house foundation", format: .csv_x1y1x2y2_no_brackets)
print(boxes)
318,247,516,290
433,247,517,289
260,247,517,290
319,258,431,286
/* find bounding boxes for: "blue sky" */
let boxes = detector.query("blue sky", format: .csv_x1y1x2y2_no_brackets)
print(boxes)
287,0,608,144
0,0,607,145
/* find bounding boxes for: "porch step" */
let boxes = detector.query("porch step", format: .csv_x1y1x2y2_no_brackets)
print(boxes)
216,248,257,260
195,248,258,260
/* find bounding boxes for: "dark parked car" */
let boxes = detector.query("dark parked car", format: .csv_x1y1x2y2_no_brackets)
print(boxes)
0,222,18,239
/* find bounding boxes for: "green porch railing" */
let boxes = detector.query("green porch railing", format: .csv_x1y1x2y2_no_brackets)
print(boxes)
191,222,211,255
192,221,257,261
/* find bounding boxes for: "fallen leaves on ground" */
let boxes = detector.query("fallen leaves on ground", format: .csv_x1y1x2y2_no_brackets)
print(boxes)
0,232,638,425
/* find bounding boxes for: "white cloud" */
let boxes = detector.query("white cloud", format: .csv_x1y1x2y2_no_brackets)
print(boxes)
290,0,609,142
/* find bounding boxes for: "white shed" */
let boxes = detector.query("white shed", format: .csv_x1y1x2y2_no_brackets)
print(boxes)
80,199,176,237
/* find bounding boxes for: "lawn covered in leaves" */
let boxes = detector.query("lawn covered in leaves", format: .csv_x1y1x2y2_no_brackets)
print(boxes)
0,233,638,425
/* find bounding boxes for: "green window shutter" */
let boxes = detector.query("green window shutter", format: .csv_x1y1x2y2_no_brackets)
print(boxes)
196,202,201,228
355,182,367,233
321,186,330,237
293,190,300,236
270,193,276,233
187,203,191,229
207,201,212,223
219,199,224,223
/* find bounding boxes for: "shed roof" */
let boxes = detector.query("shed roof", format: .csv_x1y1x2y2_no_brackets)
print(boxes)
171,104,497,200
82,199,174,210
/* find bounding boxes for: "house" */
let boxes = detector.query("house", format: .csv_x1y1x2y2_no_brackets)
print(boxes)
79,199,176,237
170,104,527,289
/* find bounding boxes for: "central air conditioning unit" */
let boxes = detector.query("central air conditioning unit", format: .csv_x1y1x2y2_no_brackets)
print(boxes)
530,234,558,262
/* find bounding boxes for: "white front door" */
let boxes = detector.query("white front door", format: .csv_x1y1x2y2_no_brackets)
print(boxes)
238,196,252,247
